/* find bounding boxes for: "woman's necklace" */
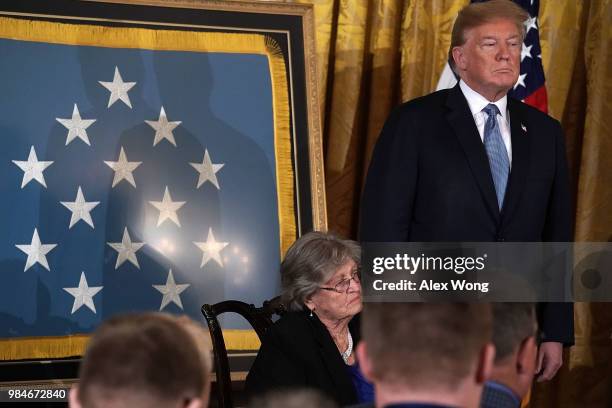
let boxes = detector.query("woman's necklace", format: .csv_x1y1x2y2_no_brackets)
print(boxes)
341,331,353,365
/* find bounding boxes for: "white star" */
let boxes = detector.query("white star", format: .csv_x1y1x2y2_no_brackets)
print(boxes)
149,186,185,227
524,16,538,34
12,146,53,188
152,270,190,310
107,227,145,269
514,73,527,90
98,66,136,108
104,147,142,188
194,228,229,268
60,186,100,229
15,228,57,272
63,271,102,314
145,107,181,146
56,104,96,146
521,43,533,62
190,149,225,189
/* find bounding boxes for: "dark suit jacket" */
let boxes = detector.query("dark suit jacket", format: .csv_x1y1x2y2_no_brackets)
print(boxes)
480,381,521,408
383,404,457,408
359,84,574,344
346,404,455,408
245,311,358,405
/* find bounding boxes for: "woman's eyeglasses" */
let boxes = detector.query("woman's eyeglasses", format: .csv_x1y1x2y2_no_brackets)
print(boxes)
319,270,360,294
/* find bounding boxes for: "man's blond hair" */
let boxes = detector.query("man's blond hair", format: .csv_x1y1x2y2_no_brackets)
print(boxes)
77,313,211,408
172,315,213,402
449,0,529,72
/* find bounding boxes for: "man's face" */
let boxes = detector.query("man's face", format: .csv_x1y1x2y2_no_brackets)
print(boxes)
454,19,522,100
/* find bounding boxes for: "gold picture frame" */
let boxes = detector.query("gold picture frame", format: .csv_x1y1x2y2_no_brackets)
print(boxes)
0,0,325,384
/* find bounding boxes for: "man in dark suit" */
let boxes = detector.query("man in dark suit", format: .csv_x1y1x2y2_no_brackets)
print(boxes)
357,303,495,408
480,303,538,408
360,0,573,382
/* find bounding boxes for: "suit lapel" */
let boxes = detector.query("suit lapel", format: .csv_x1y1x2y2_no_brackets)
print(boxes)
500,98,529,228
445,84,500,223
308,314,355,401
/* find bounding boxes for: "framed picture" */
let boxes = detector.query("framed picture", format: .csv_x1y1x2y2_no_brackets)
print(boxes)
0,0,324,381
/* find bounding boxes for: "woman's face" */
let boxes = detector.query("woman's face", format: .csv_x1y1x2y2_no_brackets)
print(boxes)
306,259,362,322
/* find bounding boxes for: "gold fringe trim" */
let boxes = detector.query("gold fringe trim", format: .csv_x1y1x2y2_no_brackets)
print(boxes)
265,36,296,256
1,16,266,54
222,329,262,350
0,329,261,360
0,334,90,360
0,16,293,359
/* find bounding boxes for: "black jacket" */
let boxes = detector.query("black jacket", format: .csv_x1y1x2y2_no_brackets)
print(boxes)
245,311,358,405
480,382,521,408
360,84,574,345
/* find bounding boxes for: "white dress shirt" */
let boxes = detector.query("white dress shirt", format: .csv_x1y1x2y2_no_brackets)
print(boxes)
459,80,512,166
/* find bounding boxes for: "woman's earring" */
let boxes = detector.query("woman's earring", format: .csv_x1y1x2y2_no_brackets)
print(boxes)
309,308,313,317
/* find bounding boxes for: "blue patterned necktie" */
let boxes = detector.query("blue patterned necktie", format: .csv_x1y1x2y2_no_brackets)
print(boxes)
482,104,509,209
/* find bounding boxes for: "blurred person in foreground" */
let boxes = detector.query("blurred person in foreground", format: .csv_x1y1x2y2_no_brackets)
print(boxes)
246,231,370,405
360,0,573,382
69,312,211,408
480,303,538,408
248,388,338,408
357,303,495,408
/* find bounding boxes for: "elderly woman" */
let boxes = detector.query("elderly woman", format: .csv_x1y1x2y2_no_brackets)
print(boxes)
245,231,371,405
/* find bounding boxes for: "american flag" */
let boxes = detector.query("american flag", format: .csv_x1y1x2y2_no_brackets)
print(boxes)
437,0,548,113
0,32,281,351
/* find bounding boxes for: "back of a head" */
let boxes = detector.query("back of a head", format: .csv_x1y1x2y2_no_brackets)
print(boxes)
248,389,338,408
362,303,492,390
491,303,537,363
171,315,214,404
76,313,206,408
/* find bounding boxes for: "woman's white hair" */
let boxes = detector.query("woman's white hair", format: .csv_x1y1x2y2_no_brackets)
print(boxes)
280,231,360,311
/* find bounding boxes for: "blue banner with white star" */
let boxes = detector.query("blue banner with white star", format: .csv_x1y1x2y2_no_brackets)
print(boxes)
0,17,293,358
